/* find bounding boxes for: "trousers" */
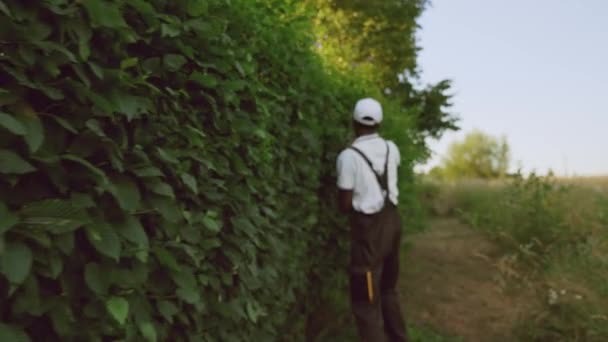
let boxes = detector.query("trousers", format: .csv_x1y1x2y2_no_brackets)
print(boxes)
349,203,408,342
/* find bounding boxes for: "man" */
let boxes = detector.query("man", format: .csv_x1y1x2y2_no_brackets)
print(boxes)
336,98,408,342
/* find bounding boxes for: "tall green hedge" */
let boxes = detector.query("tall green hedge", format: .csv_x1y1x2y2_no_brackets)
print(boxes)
0,0,420,341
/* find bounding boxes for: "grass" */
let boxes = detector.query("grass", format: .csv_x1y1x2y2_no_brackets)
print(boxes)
420,174,608,341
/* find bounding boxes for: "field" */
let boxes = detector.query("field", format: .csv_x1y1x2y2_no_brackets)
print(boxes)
408,174,608,341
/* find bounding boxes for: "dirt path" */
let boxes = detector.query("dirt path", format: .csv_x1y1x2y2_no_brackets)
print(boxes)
400,218,536,342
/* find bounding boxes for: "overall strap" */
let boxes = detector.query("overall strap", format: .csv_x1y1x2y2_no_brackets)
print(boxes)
349,141,390,200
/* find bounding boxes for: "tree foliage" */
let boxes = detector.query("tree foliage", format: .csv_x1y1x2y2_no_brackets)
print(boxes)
438,130,510,180
307,0,458,151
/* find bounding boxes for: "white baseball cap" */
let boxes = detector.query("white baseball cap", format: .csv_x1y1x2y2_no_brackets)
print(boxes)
353,98,383,126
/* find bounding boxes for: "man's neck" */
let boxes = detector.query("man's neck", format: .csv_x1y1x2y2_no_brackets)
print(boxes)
355,130,378,138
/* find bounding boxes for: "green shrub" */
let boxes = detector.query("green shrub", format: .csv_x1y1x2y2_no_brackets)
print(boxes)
0,1,413,340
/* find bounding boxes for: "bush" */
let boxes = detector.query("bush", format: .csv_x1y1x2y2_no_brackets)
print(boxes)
0,1,407,340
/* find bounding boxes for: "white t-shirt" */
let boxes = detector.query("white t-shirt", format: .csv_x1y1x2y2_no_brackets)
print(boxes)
336,133,401,214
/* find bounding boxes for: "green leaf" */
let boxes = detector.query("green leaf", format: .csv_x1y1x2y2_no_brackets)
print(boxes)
202,211,222,233
148,181,175,198
54,233,75,254
153,247,180,271
156,147,179,164
171,270,197,289
0,323,30,342
117,215,149,255
0,150,35,174
18,111,44,153
48,253,63,279
176,286,200,304
110,175,141,212
189,72,218,88
62,155,108,184
133,166,163,178
110,92,152,121
44,113,78,134
106,297,129,325
149,197,181,223
186,0,208,16
163,54,187,71
0,202,18,234
20,199,90,234
0,112,26,135
84,263,108,295
86,223,121,261
0,1,11,17
180,173,198,194
74,22,92,61
83,0,127,28
0,242,33,284
138,321,157,342
120,57,139,70
160,23,180,38
157,301,179,323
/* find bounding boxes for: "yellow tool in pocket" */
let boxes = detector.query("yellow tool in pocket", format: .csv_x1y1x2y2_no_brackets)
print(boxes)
366,271,374,303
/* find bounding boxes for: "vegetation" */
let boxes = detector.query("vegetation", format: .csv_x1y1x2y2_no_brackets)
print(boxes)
0,0,455,340
422,174,608,340
430,130,510,180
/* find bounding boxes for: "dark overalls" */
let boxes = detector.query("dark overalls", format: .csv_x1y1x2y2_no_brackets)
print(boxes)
348,143,408,342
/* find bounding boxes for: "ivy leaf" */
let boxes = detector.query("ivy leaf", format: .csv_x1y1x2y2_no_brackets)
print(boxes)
138,321,157,342
73,22,92,61
54,233,75,255
109,175,141,212
20,199,90,234
83,0,127,29
189,72,218,88
163,54,187,71
148,181,175,198
157,301,179,323
133,166,163,178
43,113,78,134
202,211,222,233
84,263,108,295
156,147,179,164
110,93,152,121
0,242,33,284
0,1,11,17
153,247,180,271
176,286,200,304
180,173,198,194
0,202,18,234
160,23,180,38
118,216,149,262
0,150,35,174
86,223,121,261
0,323,30,342
186,0,208,16
18,110,44,153
0,112,26,135
62,155,108,185
106,297,129,325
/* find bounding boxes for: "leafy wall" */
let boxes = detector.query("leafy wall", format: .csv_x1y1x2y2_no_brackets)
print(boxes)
0,0,441,340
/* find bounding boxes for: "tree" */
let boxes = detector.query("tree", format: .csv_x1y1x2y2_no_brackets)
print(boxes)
304,0,458,155
439,130,510,180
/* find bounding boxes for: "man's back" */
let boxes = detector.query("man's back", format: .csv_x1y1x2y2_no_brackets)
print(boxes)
336,133,401,214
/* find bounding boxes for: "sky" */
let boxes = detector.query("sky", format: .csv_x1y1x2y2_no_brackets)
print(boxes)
416,0,608,176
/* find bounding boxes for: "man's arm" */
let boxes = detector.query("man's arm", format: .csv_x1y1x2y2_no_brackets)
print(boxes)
336,150,355,214
338,189,353,213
